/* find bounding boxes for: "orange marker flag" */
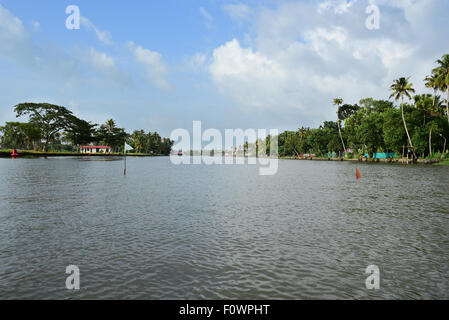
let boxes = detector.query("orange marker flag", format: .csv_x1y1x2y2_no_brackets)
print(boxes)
356,168,361,179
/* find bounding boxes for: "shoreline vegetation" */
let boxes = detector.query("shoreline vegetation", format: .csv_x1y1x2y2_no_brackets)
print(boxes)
1,54,448,165
279,155,444,165
435,160,449,166
0,104,174,156
239,54,449,165
2,149,445,166
0,149,163,158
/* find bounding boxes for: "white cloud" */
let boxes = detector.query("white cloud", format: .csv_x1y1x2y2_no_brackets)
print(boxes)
210,39,288,110
184,52,208,71
67,100,113,126
86,48,131,87
89,48,115,70
199,7,214,29
318,0,358,14
128,42,169,90
207,0,448,126
199,7,213,21
0,4,37,67
223,3,252,21
303,27,348,61
0,4,133,89
0,4,24,36
80,17,113,45
32,21,40,30
318,1,332,13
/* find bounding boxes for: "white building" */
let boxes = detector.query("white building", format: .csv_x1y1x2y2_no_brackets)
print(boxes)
80,146,112,154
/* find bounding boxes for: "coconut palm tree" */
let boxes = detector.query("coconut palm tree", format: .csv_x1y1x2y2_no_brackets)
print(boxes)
389,77,416,158
105,119,116,134
414,94,435,125
433,54,449,126
333,98,346,153
424,73,439,105
414,94,443,157
131,130,146,153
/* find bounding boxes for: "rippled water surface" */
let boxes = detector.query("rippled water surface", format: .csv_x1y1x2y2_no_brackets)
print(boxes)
0,157,448,299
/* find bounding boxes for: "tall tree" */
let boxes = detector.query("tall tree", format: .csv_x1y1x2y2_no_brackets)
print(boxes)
433,54,449,126
160,137,174,156
64,115,97,148
14,103,73,151
95,119,128,151
0,122,42,150
389,77,416,158
333,98,346,152
425,73,439,105
0,122,26,149
131,130,146,153
338,104,360,120
414,94,435,125
105,119,117,134
414,94,443,157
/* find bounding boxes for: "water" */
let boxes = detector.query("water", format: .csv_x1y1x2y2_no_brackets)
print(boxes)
0,156,448,299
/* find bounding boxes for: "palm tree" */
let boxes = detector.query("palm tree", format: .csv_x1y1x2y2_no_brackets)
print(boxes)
105,119,116,134
389,77,416,158
333,98,346,153
433,54,449,126
414,94,443,157
432,95,446,117
424,73,438,105
414,94,435,125
131,130,146,153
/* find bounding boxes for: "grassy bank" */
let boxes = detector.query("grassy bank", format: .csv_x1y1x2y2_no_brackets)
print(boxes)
280,156,444,165
0,149,162,158
434,160,449,166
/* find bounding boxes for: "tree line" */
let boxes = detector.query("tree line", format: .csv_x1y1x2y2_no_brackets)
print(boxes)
270,54,449,159
2,54,448,159
0,103,174,155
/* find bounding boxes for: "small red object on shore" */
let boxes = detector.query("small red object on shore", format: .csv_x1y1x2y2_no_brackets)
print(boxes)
11,148,19,157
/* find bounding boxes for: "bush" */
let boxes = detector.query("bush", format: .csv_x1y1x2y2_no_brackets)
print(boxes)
427,151,449,160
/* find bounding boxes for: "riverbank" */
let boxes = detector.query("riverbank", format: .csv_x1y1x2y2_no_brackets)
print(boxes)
0,149,162,158
280,156,444,165
2,150,446,165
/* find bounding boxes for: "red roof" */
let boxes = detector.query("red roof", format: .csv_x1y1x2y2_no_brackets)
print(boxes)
80,146,111,148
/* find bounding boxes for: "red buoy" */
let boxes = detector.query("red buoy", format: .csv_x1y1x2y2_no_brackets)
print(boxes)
356,168,361,179
11,148,19,157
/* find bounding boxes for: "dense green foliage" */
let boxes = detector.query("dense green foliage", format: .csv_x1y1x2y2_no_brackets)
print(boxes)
1,104,173,155
2,54,448,159
0,122,41,150
128,129,174,155
274,55,449,159
273,95,448,159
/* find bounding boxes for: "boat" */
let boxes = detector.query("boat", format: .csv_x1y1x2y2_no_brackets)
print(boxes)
178,150,183,156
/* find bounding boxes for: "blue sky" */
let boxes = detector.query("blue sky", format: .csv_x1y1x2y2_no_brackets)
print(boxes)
1,0,448,137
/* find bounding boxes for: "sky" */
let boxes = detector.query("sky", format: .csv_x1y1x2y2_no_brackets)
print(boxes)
0,0,448,137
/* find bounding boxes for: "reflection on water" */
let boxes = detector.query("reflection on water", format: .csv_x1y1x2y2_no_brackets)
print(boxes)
0,157,448,299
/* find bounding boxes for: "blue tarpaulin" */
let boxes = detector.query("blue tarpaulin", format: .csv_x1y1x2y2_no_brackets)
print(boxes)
364,152,397,159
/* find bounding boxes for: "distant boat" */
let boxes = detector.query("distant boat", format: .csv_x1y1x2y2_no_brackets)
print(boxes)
178,150,183,156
